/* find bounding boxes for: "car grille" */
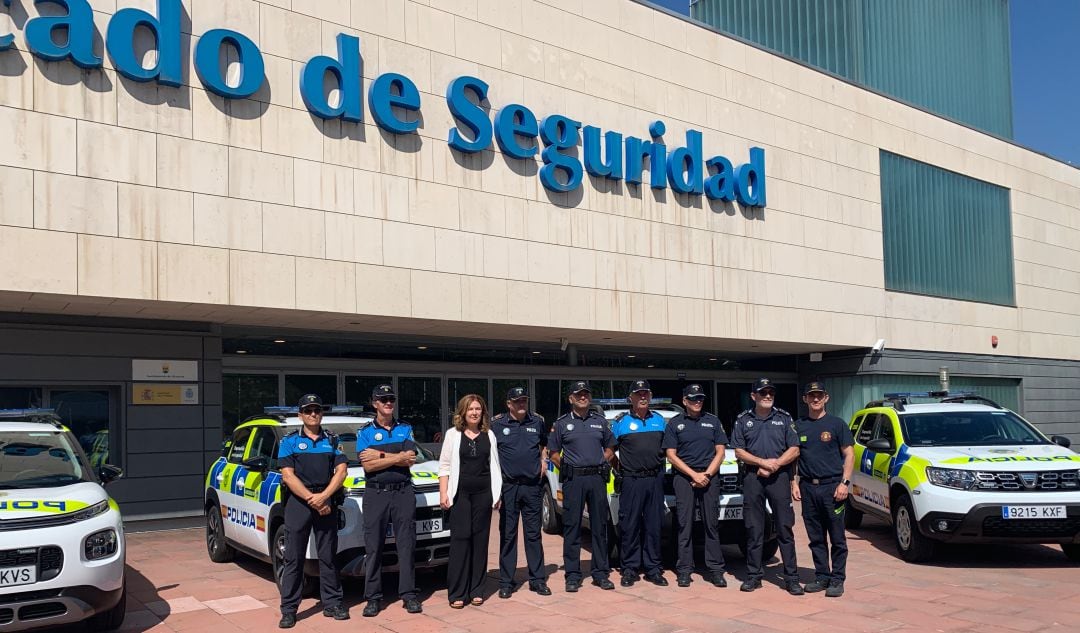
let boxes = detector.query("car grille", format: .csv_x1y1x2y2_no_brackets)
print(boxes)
982,516,1080,538
973,470,1080,491
0,608,12,625
0,549,37,568
415,507,444,522
0,547,63,583
18,602,67,621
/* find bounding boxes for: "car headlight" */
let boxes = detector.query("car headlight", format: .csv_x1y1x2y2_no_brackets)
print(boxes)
926,467,977,490
71,500,111,523
84,528,118,560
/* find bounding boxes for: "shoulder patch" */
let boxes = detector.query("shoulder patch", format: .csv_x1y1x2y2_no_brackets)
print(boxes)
492,413,507,422
737,409,752,418
614,412,628,421
533,412,545,423
774,407,790,416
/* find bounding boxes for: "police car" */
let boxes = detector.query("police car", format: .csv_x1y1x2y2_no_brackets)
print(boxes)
0,409,126,631
541,399,776,561
846,392,1080,562
204,407,449,589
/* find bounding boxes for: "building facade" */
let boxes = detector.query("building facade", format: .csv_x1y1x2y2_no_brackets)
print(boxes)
0,0,1077,519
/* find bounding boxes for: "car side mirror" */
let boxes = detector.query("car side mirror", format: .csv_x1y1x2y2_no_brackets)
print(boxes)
98,464,124,485
866,438,894,453
1051,435,1072,449
242,456,270,472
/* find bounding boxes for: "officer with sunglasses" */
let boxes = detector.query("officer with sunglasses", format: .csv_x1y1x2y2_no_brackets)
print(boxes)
662,384,729,588
356,384,422,617
731,378,802,595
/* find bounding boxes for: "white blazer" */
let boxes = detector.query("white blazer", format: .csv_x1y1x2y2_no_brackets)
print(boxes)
438,427,503,507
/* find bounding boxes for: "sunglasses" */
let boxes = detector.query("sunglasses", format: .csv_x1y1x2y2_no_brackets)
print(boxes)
300,407,323,415
375,397,397,404
756,390,776,398
686,396,706,402
805,392,827,400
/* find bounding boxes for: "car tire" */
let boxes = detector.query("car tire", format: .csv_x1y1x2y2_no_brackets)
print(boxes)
541,484,562,535
88,581,126,631
206,504,235,563
892,493,935,563
1062,544,1080,563
271,523,314,597
844,499,864,529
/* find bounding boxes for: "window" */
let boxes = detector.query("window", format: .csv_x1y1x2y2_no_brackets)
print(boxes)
248,428,279,468
49,389,113,468
398,377,441,442
345,375,392,407
223,374,278,437
229,427,253,464
284,374,336,408
870,415,896,448
855,414,875,445
880,151,1015,305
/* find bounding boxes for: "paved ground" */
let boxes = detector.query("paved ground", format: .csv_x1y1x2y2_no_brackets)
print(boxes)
64,513,1080,632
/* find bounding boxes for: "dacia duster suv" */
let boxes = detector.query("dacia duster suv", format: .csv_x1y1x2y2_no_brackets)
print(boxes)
846,392,1080,562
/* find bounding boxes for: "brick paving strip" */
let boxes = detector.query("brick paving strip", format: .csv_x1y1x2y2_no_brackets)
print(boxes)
91,515,1080,633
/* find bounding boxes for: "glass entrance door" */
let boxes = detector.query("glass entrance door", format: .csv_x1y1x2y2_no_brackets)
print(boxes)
47,389,115,467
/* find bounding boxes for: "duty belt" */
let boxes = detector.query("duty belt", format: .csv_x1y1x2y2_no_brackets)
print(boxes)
621,468,661,478
369,481,412,491
569,466,605,476
504,476,542,485
803,475,843,485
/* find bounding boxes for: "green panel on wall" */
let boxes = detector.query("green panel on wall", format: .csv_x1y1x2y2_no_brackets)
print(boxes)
691,0,1013,137
825,375,1022,425
880,151,1015,305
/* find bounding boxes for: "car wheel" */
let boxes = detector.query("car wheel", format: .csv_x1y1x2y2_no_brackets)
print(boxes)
844,499,864,529
541,484,562,535
88,581,126,631
206,505,234,563
1062,544,1080,563
272,523,288,591
892,493,935,563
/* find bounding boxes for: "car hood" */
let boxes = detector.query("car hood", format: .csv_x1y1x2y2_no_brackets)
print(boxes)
343,460,441,490
910,444,1080,470
0,481,110,519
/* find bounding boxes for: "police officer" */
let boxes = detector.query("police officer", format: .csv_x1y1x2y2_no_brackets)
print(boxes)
356,384,422,617
663,384,728,588
731,378,802,594
611,380,668,588
547,381,617,592
792,381,854,598
492,387,551,598
276,394,349,629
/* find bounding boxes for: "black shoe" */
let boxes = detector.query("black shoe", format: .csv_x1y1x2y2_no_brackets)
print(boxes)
404,598,423,614
786,581,805,596
565,579,581,593
323,605,349,620
529,582,552,596
676,573,692,587
498,587,513,599
710,573,727,588
592,577,615,590
645,574,668,587
362,600,380,618
278,613,297,629
804,579,828,593
825,581,845,598
740,578,762,592
620,573,637,587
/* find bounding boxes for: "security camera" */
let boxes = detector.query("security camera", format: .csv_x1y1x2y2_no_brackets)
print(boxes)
559,338,569,352
871,339,886,354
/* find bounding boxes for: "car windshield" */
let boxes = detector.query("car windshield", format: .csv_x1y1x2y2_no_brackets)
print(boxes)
323,424,435,467
0,430,94,489
900,411,1050,447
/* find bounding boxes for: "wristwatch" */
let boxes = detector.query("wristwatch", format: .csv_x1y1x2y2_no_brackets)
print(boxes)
841,479,851,486
379,451,385,459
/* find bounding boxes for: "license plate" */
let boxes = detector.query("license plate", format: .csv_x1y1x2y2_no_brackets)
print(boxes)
0,565,36,588
1001,505,1066,520
386,518,443,537
721,506,743,521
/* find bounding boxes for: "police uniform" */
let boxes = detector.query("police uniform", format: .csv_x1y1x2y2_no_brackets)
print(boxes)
731,385,800,588
492,396,549,595
610,382,668,585
663,398,728,583
795,401,853,592
548,406,616,587
277,396,347,622
356,411,418,606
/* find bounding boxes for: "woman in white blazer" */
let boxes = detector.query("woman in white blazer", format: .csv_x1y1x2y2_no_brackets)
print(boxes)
438,394,503,608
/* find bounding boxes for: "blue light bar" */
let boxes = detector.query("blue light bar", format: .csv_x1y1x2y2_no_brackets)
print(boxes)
883,391,975,399
263,405,371,417
0,408,60,418
593,398,673,406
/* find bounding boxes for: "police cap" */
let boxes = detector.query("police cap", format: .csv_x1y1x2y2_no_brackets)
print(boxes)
630,379,651,394
752,378,775,393
506,386,528,400
803,381,828,395
682,384,706,399
298,393,324,408
569,381,592,394
371,383,396,399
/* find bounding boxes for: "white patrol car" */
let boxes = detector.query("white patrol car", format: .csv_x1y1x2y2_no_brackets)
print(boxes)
0,409,126,631
541,399,777,562
846,392,1080,562
204,407,449,589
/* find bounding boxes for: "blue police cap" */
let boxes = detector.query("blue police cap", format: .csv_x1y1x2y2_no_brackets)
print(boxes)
682,384,706,399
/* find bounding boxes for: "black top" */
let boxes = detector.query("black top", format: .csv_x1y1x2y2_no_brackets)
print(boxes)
548,409,615,467
459,431,491,481
492,412,548,480
662,412,728,470
731,407,799,472
795,414,853,480
277,429,347,488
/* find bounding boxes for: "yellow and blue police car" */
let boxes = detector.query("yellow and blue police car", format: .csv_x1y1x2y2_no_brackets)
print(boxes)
0,409,126,631
204,407,448,589
541,399,777,562
846,392,1080,562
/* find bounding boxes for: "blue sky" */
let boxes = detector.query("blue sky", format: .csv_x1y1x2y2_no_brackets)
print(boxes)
648,0,1080,167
